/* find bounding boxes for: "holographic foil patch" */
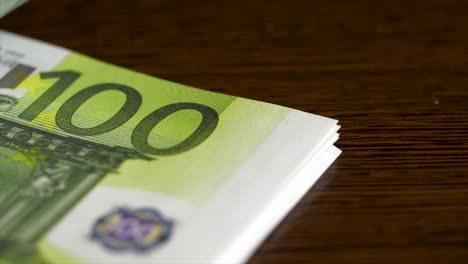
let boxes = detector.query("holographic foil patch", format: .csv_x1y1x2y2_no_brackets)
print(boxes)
91,207,173,252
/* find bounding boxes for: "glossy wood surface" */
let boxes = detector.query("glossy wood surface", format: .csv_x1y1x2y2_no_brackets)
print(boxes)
3,0,468,263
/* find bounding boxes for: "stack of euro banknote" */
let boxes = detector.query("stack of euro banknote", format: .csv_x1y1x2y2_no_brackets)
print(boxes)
0,30,340,263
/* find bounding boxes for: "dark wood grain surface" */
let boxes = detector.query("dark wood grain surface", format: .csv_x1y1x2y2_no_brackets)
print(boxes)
3,0,468,263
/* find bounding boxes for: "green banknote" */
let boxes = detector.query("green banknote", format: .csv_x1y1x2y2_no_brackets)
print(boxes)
0,30,340,263
0,0,27,18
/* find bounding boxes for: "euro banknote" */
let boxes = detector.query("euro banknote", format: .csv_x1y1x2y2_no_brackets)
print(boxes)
0,0,27,18
0,30,340,263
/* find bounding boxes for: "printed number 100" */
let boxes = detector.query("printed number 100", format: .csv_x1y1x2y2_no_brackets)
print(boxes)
13,70,219,156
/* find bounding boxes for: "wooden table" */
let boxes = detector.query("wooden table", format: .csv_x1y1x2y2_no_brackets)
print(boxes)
3,0,468,263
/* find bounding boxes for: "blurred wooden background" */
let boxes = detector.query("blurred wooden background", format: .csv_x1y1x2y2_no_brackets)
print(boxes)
3,0,468,263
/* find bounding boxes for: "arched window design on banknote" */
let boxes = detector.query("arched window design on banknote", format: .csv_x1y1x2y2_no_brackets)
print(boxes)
0,66,152,257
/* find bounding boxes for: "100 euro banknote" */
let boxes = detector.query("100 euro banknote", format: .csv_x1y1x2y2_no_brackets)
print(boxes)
0,0,27,18
0,30,340,263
